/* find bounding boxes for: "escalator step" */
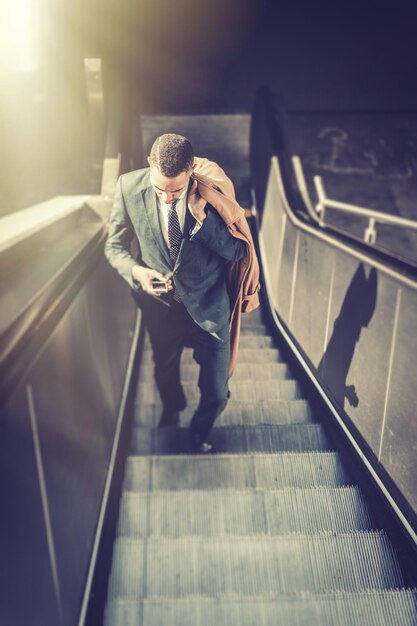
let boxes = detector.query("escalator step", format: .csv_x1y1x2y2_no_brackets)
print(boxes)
130,424,330,455
137,379,302,404
107,532,403,599
104,590,417,626
117,486,373,538
144,325,268,338
139,361,291,382
142,335,275,350
234,323,268,335
124,452,350,492
135,399,315,428
217,399,315,426
230,335,277,349
240,308,264,325
140,347,284,365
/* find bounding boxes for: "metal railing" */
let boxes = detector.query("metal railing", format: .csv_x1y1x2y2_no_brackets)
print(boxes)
292,155,417,244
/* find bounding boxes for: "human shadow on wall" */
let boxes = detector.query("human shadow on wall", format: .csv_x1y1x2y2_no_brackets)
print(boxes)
318,263,378,410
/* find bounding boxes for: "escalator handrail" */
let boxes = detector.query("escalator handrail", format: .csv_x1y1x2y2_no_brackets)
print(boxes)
0,221,107,406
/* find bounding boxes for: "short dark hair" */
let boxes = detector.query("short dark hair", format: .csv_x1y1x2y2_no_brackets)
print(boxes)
149,134,194,177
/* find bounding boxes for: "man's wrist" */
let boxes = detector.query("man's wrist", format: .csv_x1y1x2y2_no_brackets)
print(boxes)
131,264,143,282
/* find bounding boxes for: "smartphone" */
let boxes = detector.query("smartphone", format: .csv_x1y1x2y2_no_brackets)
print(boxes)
151,279,169,293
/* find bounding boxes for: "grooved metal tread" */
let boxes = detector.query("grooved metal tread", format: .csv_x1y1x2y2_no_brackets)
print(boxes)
238,323,267,332
135,398,315,428
143,335,276,350
104,589,417,626
239,309,264,324
124,452,350,491
142,324,268,339
117,486,373,537
140,346,284,365
130,423,331,455
107,532,404,599
137,378,303,404
229,323,269,335
139,361,291,382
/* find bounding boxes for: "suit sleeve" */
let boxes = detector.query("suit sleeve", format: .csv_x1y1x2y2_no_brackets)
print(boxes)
189,206,246,262
104,176,140,290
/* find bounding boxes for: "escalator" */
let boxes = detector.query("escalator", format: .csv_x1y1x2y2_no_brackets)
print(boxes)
100,107,417,624
103,307,416,625
1,89,416,626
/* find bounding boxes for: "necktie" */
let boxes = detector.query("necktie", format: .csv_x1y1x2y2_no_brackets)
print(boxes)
167,200,182,265
167,201,182,301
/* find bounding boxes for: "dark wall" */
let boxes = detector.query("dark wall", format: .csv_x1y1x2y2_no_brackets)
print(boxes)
70,0,417,112
2,0,417,215
227,0,417,111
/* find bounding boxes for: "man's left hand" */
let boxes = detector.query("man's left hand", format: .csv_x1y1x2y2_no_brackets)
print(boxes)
188,180,207,223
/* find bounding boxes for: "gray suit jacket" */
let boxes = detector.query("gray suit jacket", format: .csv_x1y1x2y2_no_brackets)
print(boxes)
105,168,246,333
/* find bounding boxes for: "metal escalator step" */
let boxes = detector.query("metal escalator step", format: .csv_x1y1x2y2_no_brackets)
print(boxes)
124,452,350,492
240,308,264,325
142,335,275,350
142,334,276,350
117,486,373,538
137,379,302,404
107,532,403,599
130,424,330,455
235,347,283,362
139,361,291,382
135,399,315,428
145,320,269,344
104,590,417,626
217,399,315,426
233,335,277,349
235,323,267,335
140,347,283,365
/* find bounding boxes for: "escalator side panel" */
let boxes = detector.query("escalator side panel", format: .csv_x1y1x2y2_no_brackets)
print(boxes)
0,256,137,626
259,157,417,528
0,389,61,626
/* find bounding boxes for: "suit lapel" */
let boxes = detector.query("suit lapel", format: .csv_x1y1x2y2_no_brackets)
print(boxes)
141,184,171,267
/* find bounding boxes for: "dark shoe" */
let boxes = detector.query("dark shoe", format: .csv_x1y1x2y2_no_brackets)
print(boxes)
190,432,216,454
158,409,180,428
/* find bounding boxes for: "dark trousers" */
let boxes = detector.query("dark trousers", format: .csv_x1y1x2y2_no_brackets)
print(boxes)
142,301,230,440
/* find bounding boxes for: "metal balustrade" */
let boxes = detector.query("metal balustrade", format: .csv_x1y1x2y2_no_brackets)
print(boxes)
292,155,417,244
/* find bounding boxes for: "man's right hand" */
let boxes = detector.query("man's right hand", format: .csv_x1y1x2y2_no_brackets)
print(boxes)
131,265,173,296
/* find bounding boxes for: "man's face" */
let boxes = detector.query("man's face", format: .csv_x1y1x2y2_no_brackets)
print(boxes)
149,163,194,204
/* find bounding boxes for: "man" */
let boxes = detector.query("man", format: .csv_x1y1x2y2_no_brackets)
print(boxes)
105,133,247,453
